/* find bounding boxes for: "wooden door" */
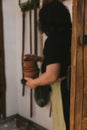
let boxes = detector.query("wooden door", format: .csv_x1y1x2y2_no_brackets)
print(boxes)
0,0,6,119
70,0,87,130
82,0,87,129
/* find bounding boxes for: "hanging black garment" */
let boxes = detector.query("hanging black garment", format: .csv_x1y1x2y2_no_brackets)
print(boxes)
61,79,70,130
33,5,52,108
34,85,51,107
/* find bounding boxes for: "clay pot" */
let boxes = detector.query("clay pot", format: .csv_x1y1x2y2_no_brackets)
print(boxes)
23,60,38,69
23,54,39,78
24,69,39,79
23,61,39,79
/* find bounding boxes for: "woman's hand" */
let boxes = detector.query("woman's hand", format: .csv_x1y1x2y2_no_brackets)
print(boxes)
25,77,36,89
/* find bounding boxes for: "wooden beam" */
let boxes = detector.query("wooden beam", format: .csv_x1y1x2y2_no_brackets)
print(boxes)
70,0,84,130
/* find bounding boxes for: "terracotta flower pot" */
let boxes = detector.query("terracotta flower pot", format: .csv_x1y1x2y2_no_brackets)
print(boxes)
23,54,39,78
23,60,38,69
24,69,39,79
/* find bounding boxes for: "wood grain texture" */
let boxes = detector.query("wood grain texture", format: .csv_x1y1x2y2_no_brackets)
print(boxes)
83,0,87,121
70,0,77,129
74,1,84,130
82,118,87,130
70,0,84,130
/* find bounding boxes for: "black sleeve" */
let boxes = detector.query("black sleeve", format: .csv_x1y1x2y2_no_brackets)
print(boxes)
44,36,65,65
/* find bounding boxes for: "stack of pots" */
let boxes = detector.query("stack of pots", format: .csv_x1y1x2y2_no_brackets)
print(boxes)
23,54,39,79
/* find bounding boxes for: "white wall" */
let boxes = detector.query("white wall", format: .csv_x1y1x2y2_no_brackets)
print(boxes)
2,0,18,116
2,0,72,130
64,0,72,20
16,2,53,130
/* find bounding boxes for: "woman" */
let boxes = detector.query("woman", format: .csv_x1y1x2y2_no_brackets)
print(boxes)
25,0,72,130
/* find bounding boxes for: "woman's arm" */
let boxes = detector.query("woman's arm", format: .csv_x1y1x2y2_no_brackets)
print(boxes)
25,63,61,89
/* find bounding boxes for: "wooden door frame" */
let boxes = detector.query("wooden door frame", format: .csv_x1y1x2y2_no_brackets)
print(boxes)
70,0,85,130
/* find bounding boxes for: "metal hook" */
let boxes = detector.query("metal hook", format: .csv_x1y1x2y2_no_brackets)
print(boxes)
80,35,87,46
